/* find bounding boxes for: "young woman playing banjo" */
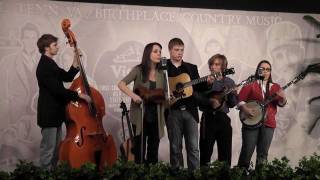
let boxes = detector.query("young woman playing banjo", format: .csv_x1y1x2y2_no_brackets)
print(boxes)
237,60,287,172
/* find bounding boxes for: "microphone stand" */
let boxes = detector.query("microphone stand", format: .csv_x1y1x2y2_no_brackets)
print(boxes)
140,102,144,164
160,57,171,102
120,102,127,143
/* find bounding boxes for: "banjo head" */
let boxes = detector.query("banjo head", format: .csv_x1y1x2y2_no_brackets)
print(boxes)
239,101,265,128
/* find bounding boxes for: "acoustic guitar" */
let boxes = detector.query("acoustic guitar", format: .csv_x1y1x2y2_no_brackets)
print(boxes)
169,68,235,106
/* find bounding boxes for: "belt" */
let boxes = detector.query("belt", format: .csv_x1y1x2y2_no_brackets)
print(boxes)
205,110,226,116
178,105,187,111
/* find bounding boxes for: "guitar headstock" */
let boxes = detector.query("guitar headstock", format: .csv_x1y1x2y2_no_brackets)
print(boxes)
223,67,235,76
240,75,257,86
294,71,307,84
306,62,320,74
247,75,257,83
211,68,235,79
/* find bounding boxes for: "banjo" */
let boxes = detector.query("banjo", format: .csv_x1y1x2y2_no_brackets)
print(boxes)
239,71,307,129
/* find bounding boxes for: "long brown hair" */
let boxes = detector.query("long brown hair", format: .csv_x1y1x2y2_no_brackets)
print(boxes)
138,42,162,82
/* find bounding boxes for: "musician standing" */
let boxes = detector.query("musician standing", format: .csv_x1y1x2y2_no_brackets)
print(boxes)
165,38,208,170
198,54,238,166
237,60,287,171
117,42,166,164
36,34,91,169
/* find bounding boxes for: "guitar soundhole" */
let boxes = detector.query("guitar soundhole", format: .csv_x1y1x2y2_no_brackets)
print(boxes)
176,83,184,92
173,90,185,98
173,83,185,98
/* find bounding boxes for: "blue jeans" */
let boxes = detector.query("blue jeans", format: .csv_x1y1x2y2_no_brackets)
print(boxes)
166,109,199,170
40,127,62,169
238,126,274,169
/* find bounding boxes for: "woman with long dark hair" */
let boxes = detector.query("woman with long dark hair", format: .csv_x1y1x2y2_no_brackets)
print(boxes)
118,42,166,164
237,60,287,171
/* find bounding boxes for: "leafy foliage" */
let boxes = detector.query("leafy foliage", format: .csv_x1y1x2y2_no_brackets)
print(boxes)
1,154,320,180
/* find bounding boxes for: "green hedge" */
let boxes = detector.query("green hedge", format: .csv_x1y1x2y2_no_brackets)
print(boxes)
0,153,320,180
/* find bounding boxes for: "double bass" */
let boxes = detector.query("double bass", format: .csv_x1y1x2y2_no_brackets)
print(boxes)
58,19,117,171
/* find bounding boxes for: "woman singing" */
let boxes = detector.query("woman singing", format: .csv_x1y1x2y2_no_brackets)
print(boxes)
117,42,166,164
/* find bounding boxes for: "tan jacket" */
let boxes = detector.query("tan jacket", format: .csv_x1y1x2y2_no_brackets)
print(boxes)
121,65,166,138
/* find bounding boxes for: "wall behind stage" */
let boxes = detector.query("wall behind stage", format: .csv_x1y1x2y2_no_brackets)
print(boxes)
0,0,320,171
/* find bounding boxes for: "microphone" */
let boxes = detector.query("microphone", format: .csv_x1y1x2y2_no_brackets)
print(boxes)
256,67,264,80
160,57,170,101
160,57,167,70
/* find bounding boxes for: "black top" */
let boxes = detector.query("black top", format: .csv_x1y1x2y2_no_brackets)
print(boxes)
36,55,79,128
166,59,207,122
144,80,158,123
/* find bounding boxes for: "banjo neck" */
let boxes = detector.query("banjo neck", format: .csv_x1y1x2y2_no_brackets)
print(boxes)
221,75,256,97
262,71,306,107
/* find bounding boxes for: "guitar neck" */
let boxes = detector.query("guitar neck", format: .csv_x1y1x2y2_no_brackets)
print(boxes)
183,71,225,88
221,77,252,97
221,85,239,97
263,84,292,106
183,75,208,88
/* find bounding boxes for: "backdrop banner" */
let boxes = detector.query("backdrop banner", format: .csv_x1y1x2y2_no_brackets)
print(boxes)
0,0,319,171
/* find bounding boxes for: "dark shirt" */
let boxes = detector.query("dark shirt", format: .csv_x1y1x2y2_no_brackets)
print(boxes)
166,59,207,122
36,55,79,128
144,80,158,122
167,60,193,109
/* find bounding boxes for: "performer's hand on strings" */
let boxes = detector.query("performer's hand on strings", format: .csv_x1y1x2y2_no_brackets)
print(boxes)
207,75,215,85
276,89,287,102
241,105,256,118
210,98,221,109
72,48,82,69
233,86,240,93
276,89,285,98
79,93,92,104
